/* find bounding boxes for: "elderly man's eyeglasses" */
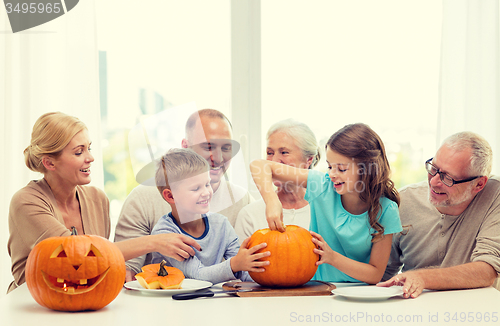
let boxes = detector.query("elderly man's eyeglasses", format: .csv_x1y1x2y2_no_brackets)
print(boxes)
425,158,481,187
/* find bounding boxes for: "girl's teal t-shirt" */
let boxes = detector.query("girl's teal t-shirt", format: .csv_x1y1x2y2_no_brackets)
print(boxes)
305,170,402,283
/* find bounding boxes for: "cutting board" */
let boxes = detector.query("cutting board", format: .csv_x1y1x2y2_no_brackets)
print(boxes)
222,281,335,297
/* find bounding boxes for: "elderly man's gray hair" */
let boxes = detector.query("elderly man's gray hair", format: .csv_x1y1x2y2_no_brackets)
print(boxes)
442,131,492,177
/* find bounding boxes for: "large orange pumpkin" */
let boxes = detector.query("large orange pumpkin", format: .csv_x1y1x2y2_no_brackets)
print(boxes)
247,225,319,288
135,260,185,289
25,228,126,311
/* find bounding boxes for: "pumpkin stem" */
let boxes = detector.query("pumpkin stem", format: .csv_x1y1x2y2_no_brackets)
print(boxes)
158,260,169,276
70,226,78,236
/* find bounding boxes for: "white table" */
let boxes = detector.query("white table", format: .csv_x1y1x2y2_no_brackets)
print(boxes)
1,283,499,326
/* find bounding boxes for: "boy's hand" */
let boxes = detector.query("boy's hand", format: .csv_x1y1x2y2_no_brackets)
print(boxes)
125,268,136,283
310,231,337,266
230,237,271,273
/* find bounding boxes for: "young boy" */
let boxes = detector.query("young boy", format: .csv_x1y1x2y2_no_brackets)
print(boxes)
151,148,269,284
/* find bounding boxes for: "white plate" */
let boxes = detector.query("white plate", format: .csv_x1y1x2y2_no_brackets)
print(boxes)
332,286,403,301
124,279,213,295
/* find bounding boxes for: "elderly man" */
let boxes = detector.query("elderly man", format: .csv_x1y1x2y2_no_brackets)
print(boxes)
115,109,253,281
380,131,500,298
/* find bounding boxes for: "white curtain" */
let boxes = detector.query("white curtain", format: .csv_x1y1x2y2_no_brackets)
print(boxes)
437,0,500,174
0,1,101,296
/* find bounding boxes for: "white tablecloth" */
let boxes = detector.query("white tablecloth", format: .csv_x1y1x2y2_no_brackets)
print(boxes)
1,283,499,326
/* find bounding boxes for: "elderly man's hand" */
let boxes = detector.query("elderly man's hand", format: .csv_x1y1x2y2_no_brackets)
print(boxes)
377,271,426,298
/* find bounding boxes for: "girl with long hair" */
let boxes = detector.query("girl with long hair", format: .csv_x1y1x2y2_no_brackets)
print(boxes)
250,123,402,284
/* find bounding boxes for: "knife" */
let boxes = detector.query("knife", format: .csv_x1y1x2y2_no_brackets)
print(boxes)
172,288,257,300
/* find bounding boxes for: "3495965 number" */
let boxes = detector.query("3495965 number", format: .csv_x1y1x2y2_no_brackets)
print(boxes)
444,312,498,323
5,2,62,14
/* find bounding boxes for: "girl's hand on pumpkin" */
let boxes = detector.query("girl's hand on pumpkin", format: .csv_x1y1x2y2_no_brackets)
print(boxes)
230,237,271,273
266,199,285,232
155,233,201,261
310,231,336,266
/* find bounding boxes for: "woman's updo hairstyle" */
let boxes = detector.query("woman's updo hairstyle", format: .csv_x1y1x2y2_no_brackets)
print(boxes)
24,112,87,173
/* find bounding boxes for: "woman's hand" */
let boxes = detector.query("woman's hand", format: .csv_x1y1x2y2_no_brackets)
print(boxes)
310,231,337,266
266,198,285,232
230,237,270,273
154,233,202,261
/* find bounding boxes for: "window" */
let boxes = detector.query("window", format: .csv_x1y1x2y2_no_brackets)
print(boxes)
261,0,442,188
95,1,230,231
96,1,442,229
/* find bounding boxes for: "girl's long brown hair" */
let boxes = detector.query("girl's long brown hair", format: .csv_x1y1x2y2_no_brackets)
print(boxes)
326,123,400,242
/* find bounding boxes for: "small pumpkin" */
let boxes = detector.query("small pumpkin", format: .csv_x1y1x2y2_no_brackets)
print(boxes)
26,227,126,311
135,260,185,289
247,225,319,288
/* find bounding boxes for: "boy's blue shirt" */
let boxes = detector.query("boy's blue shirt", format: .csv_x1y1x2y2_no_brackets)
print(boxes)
151,212,252,284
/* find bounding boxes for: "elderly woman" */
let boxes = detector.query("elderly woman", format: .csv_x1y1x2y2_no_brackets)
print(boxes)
7,112,201,293
234,119,320,240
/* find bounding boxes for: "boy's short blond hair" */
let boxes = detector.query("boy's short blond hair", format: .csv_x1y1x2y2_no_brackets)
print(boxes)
155,148,210,195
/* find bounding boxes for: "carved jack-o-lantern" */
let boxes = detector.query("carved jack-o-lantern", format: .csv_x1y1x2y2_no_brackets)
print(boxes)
26,228,126,311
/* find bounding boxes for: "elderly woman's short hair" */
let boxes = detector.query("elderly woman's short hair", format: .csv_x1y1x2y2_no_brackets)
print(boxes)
266,119,320,168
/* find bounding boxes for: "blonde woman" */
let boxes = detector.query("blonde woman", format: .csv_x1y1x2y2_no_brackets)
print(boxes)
7,112,200,293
